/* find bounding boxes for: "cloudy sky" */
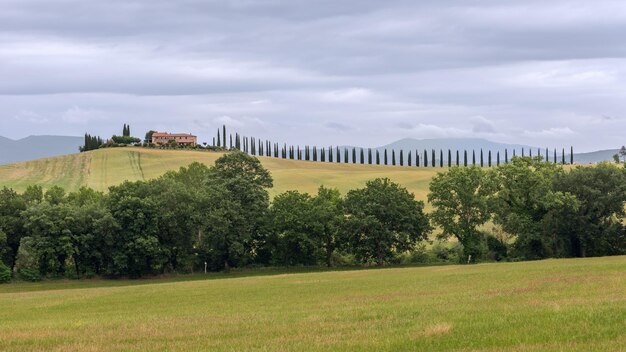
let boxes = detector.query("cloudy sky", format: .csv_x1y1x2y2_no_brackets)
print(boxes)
1,0,625,151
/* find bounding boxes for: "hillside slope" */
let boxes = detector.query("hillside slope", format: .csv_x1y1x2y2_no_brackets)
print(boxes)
0,148,440,200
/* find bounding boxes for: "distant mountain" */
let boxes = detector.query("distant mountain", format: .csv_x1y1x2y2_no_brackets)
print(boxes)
567,149,620,164
0,135,83,165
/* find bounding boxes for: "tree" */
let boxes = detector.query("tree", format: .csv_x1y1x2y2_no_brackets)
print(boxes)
204,152,273,271
552,163,626,257
392,150,396,166
0,188,27,270
310,187,344,267
613,154,621,164
376,150,380,165
384,149,388,165
268,191,319,266
620,146,626,162
428,167,498,261
144,131,158,143
343,178,431,266
492,157,574,259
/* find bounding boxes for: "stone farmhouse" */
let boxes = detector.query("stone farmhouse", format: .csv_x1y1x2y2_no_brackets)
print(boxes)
151,132,197,146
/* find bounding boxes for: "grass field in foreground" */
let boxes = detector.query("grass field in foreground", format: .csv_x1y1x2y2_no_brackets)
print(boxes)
0,256,624,351
0,148,440,201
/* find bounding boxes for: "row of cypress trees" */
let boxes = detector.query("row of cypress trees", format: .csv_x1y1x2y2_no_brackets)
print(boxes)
80,134,104,152
214,125,575,166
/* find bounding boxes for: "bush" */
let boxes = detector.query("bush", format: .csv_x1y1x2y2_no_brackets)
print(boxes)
0,262,11,283
18,268,41,282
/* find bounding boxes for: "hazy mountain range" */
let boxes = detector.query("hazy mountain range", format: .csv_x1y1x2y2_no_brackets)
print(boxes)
0,135,83,165
0,135,620,165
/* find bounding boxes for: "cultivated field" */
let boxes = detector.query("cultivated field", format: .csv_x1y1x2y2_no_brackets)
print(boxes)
0,148,440,200
0,256,624,351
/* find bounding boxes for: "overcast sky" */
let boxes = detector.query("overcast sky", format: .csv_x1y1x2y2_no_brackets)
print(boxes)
1,0,625,151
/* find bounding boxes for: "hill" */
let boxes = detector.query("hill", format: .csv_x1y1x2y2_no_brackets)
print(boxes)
0,135,83,165
1,256,624,351
0,148,441,201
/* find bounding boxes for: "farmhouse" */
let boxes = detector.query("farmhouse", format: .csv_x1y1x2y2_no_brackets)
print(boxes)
152,132,197,146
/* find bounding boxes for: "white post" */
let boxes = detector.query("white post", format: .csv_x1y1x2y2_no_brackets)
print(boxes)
204,262,207,274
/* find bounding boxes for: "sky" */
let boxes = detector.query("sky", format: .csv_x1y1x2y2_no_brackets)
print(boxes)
1,0,625,152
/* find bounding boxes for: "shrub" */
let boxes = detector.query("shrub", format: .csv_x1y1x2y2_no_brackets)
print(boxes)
18,268,41,282
0,262,11,283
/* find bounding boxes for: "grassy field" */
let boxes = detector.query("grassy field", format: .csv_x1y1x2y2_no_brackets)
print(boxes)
0,256,624,351
0,148,440,200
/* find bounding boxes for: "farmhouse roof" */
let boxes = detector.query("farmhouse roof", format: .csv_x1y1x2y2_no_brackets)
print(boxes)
152,132,196,137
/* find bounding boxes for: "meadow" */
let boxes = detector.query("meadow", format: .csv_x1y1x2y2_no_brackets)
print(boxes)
0,148,439,200
0,256,624,351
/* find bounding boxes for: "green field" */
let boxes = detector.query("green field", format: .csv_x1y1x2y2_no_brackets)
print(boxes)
0,148,440,200
0,256,624,351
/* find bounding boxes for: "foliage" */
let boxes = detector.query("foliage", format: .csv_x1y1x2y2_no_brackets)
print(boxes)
0,260,10,283
492,157,577,259
111,135,141,145
343,178,431,266
428,167,498,261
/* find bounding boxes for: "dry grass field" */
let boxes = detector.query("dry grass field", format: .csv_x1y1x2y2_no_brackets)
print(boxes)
0,256,624,351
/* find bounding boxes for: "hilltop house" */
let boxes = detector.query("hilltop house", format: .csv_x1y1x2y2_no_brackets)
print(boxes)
151,132,197,146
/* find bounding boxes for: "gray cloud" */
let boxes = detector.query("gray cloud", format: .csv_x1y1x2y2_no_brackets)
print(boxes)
1,0,626,151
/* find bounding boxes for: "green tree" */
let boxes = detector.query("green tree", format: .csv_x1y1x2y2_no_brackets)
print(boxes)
428,167,498,261
620,146,626,162
204,152,273,271
310,186,344,267
343,178,431,266
552,163,626,257
268,191,318,266
492,157,575,259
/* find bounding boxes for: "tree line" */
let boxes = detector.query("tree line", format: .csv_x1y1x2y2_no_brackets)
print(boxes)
214,125,575,166
1,153,624,282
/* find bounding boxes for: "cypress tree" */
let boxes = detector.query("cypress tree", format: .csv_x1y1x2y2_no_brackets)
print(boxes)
554,148,557,163
480,149,484,167
392,150,396,166
223,125,227,148
321,148,325,162
384,149,388,165
337,146,341,163
284,144,288,159
464,150,468,167
472,150,476,166
439,150,443,167
424,150,428,167
562,148,565,164
408,151,412,166
432,149,436,167
521,148,525,157
212,137,216,146
497,151,500,166
505,149,509,163
360,148,365,164
217,129,221,147
368,148,372,164
448,150,452,167
344,148,349,163
352,148,356,164
328,147,333,163
416,152,420,167
488,150,492,167
456,150,460,166
399,150,403,166
229,134,233,149
529,148,532,158
376,150,380,165
570,146,574,165
313,146,318,161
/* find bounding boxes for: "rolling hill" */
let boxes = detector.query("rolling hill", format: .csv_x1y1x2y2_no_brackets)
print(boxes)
0,148,441,202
